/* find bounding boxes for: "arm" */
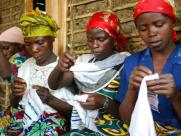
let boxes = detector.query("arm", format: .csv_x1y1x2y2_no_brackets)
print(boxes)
33,85,73,120
10,77,26,108
171,91,181,121
147,74,181,121
119,66,152,124
80,93,121,119
0,48,11,79
46,94,73,120
48,52,76,90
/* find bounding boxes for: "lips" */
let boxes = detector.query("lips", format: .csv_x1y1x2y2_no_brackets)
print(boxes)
148,40,161,47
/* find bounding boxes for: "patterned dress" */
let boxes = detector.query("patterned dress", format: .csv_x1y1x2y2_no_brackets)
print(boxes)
0,52,26,135
1,57,72,136
64,67,129,136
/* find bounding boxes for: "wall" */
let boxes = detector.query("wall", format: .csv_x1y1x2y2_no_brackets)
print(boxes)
0,0,24,33
0,0,181,55
66,0,181,54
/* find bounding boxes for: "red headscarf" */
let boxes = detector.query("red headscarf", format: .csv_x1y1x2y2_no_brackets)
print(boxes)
86,11,127,52
133,0,177,41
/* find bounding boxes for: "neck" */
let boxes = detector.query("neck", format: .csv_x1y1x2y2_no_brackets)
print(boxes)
37,52,57,66
151,41,176,58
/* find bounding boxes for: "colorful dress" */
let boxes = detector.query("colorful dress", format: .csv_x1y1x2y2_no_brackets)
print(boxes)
2,57,74,136
64,52,130,136
116,43,181,135
0,52,26,135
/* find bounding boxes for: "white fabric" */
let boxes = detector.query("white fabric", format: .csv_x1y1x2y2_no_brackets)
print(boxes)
23,89,44,129
68,52,130,132
68,95,98,131
18,57,74,128
129,73,159,136
70,52,130,84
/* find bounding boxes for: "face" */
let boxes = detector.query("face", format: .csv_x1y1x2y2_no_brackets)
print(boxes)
87,28,115,60
0,42,16,59
135,12,174,52
24,36,54,66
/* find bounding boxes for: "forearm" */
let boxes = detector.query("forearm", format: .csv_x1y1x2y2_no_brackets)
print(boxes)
105,99,120,119
0,50,11,79
171,91,181,121
48,66,63,90
119,89,137,124
10,95,22,108
48,66,74,90
46,94,73,120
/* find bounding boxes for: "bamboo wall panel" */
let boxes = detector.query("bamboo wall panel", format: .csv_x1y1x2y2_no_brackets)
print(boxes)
0,0,24,33
67,0,181,54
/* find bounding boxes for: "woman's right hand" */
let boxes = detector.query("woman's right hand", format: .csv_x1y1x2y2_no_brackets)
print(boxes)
56,52,76,72
12,77,26,97
128,66,152,91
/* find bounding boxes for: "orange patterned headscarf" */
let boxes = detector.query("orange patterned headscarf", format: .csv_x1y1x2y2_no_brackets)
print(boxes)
86,11,127,51
133,0,177,41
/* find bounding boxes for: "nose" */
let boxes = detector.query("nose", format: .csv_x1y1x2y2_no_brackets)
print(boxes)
92,40,99,48
32,44,40,53
148,26,157,37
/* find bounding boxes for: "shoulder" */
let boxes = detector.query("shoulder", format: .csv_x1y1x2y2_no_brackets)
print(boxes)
124,48,148,66
20,57,35,68
76,54,94,63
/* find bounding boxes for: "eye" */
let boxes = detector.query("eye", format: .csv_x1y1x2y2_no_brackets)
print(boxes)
3,46,10,50
25,42,31,47
98,37,106,42
87,38,93,43
138,26,147,32
155,22,164,27
37,41,44,45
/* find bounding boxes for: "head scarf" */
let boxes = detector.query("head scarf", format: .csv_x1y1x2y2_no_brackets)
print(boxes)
0,27,24,44
86,11,127,51
133,0,177,41
20,8,58,38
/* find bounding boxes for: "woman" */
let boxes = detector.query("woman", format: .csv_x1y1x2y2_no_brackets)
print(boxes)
117,0,181,135
9,9,74,136
0,27,27,135
0,26,28,81
48,11,130,135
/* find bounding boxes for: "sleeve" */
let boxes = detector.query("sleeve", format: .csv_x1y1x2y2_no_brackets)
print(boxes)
115,64,129,103
115,53,139,103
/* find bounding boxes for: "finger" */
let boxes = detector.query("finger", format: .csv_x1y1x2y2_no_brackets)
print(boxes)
32,85,41,90
63,53,76,66
36,90,46,96
13,83,26,90
159,74,173,80
12,89,25,96
64,52,76,63
85,96,95,102
135,66,152,75
147,80,158,87
59,60,70,71
80,102,94,110
14,77,26,84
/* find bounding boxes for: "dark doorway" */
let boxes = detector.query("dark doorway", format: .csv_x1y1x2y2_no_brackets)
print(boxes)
33,0,45,12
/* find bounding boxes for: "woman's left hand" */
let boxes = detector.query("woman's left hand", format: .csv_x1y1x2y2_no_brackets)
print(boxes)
147,73,177,100
80,93,106,110
32,85,51,104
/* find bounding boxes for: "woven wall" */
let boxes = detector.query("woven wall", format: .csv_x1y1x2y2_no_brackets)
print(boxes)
67,0,181,54
0,0,24,33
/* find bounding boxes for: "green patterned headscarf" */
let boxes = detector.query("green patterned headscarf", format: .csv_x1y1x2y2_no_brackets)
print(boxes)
20,8,59,38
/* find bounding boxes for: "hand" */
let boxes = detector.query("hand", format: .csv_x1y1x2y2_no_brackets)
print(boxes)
147,73,177,100
80,93,106,110
12,77,26,97
56,52,76,72
32,85,52,104
128,66,152,91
